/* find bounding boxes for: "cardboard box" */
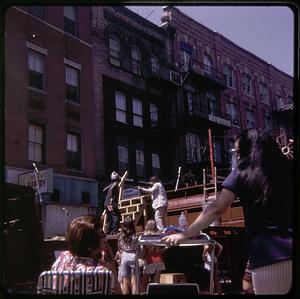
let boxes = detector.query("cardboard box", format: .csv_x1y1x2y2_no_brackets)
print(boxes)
160,273,186,284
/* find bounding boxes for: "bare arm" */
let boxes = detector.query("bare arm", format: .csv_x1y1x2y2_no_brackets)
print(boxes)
139,184,157,193
162,188,236,245
215,242,223,259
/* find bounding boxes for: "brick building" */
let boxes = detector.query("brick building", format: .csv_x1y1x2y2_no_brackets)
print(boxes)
160,6,294,174
91,6,182,193
5,5,294,213
5,6,99,236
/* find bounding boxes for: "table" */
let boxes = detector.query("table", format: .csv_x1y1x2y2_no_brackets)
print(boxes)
138,233,216,294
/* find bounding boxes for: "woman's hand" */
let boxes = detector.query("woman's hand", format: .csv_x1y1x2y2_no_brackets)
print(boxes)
161,232,186,247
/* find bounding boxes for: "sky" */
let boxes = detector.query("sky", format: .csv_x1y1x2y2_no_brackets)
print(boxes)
126,5,294,77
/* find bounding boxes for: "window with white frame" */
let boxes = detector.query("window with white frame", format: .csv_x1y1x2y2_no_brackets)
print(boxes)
242,73,253,96
246,109,256,128
136,149,145,177
224,64,235,88
151,54,159,75
152,153,160,177
115,92,127,124
109,35,120,67
28,51,44,90
203,54,212,75
226,102,239,125
118,145,128,173
150,103,158,128
28,124,44,162
264,114,272,133
213,140,222,164
185,133,201,163
259,82,269,103
67,133,80,169
65,66,79,103
132,98,143,127
64,6,77,35
131,46,141,75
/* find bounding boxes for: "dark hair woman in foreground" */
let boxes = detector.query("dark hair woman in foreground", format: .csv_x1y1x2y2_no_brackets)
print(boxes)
163,129,293,294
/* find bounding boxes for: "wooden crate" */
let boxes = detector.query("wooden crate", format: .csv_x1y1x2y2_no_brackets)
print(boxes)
160,273,186,284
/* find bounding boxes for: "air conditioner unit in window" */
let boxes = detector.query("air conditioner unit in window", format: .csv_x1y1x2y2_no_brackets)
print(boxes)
169,70,182,86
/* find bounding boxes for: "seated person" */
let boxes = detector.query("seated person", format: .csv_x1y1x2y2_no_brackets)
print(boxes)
51,215,120,293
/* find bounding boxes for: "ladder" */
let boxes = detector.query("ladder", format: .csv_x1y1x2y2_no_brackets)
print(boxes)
203,167,217,202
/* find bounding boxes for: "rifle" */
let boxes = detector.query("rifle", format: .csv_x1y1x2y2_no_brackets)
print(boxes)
175,166,181,192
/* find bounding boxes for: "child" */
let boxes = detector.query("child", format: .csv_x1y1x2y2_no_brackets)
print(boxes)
118,218,139,295
141,219,166,293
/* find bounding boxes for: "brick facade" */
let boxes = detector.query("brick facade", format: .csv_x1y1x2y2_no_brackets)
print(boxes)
5,5,293,198
5,6,98,207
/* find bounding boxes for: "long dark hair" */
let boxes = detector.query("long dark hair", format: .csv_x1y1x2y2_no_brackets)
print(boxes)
120,218,136,243
236,128,292,205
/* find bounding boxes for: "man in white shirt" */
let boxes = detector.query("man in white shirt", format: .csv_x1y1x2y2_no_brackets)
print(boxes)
138,176,168,231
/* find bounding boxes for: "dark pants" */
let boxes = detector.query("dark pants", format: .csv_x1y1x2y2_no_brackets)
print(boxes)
106,207,121,235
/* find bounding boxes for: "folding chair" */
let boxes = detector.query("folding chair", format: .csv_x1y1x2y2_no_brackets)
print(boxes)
36,270,113,295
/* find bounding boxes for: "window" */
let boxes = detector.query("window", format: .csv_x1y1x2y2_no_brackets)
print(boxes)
67,133,81,169
28,51,44,90
136,149,145,177
82,192,90,204
224,64,235,88
115,92,127,124
109,35,120,66
264,115,272,133
118,145,128,173
259,82,269,103
208,92,219,116
131,46,141,75
65,66,79,103
186,133,201,163
28,6,44,18
28,124,44,162
246,109,255,128
203,54,212,75
150,103,158,128
242,73,253,96
181,50,191,72
132,98,143,127
152,153,160,177
213,140,222,164
187,91,201,116
151,55,159,75
64,6,77,35
226,102,239,125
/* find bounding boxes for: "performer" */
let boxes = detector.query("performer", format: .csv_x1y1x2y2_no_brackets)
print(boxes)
138,176,168,231
104,171,121,235
163,129,292,295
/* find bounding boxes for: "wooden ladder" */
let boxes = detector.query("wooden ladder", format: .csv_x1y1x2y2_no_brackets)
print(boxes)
203,167,217,202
